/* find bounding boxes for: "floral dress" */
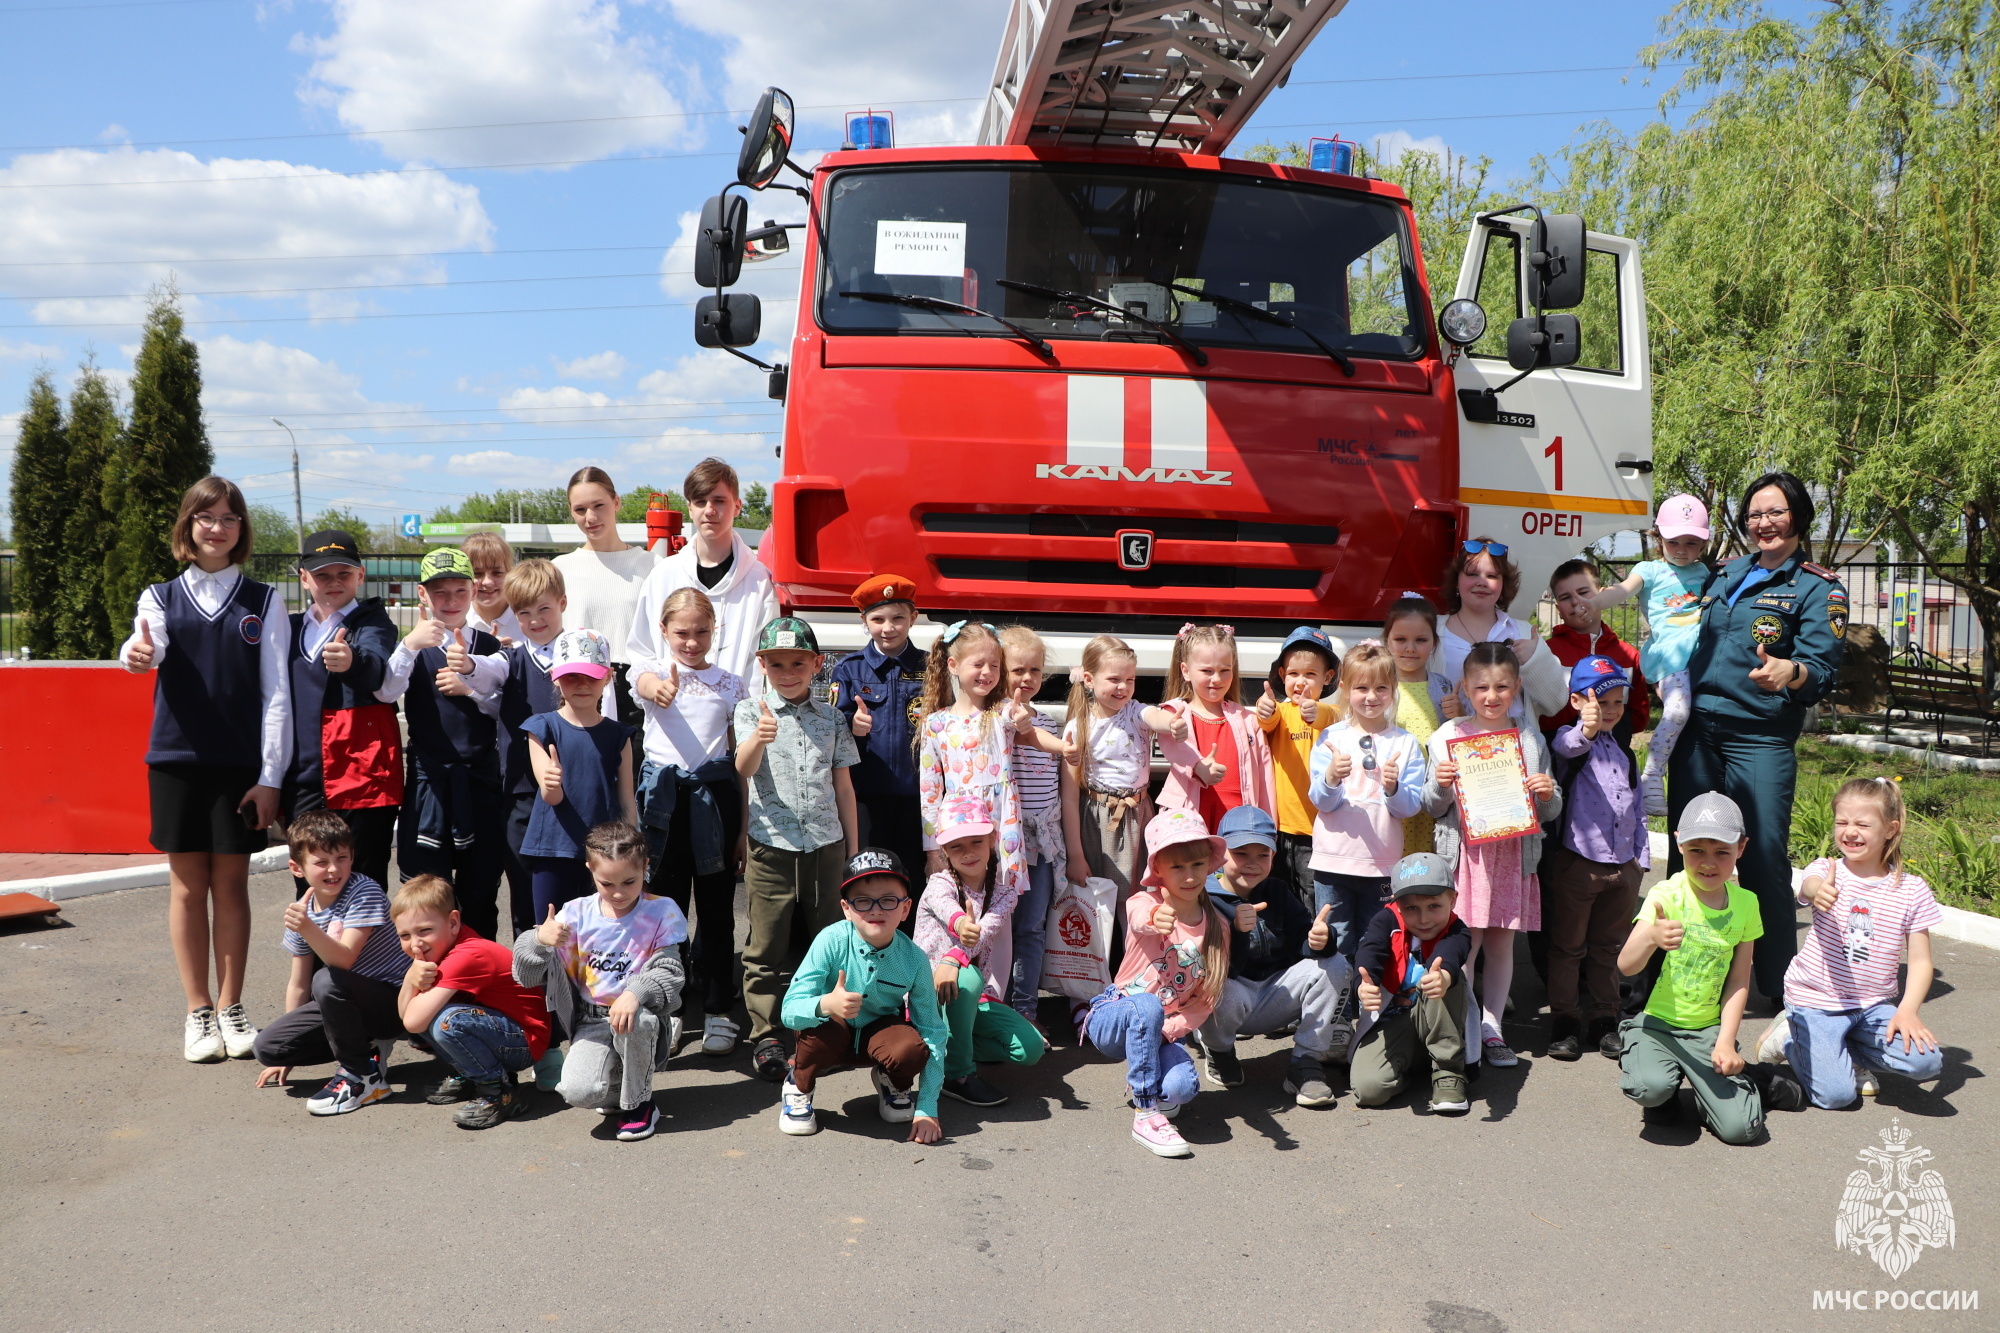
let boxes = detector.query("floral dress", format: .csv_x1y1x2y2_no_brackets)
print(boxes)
1395,678,1443,856
919,708,1025,918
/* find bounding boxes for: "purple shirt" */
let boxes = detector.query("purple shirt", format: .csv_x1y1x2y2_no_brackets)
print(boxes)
1552,723,1650,869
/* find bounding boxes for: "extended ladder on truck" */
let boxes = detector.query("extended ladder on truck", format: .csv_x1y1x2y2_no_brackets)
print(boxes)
979,0,1349,154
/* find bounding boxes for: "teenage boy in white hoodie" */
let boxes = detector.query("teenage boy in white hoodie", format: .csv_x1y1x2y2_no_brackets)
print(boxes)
628,457,779,694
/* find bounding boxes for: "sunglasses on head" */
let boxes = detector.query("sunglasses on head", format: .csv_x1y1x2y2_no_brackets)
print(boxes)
1462,540,1509,558
845,894,907,913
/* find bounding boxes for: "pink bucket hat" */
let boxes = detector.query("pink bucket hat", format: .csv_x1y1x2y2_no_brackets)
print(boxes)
935,796,995,848
1655,493,1711,542
1141,807,1226,880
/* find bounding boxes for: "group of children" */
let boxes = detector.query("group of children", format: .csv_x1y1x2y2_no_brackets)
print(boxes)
130,474,1950,1155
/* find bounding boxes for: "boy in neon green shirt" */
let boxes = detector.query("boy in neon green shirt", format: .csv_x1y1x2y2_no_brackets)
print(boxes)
1616,792,1774,1144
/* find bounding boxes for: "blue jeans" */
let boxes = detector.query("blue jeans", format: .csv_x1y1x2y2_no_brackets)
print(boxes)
1085,988,1198,1109
427,1005,535,1086
1009,859,1055,1020
1313,871,1390,961
1786,1002,1944,1109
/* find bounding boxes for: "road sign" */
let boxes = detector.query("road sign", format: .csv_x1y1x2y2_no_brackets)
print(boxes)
400,513,421,539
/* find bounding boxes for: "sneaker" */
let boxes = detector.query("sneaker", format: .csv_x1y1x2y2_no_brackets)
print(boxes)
872,1068,916,1122
778,1076,817,1135
533,1046,566,1092
426,1072,473,1105
1284,1058,1337,1109
701,1015,740,1056
942,1073,1008,1107
752,1037,788,1083
217,1003,258,1059
1859,1069,1880,1098
615,1102,660,1141
1322,1021,1354,1065
1131,1108,1192,1158
453,1080,516,1130
1762,1065,1807,1112
1755,1011,1793,1066
182,1007,225,1063
1203,1046,1245,1089
1482,1035,1519,1068
307,1061,391,1116
1641,770,1668,819
1429,1072,1470,1115
668,1016,683,1056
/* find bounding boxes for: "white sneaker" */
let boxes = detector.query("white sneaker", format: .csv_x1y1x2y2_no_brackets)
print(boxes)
183,1007,225,1063
778,1077,817,1135
701,1015,740,1056
217,1003,258,1059
668,1016,683,1057
1482,1036,1519,1068
306,1062,391,1116
872,1068,916,1123
1756,1011,1793,1065
1859,1070,1880,1097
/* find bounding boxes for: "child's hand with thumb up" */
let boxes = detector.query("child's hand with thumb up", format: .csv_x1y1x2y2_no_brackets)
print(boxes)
1417,954,1452,998
1195,740,1226,787
1649,900,1685,952
125,618,157,671
536,903,571,949
756,701,779,745
1355,965,1383,1013
1232,898,1267,933
321,627,352,673
820,970,863,1022
1255,681,1277,722
1306,904,1334,953
851,697,873,736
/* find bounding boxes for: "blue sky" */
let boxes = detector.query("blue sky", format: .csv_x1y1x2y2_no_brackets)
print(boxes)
0,0,1721,535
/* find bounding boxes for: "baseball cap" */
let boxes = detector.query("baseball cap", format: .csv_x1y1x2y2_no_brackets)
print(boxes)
1567,654,1631,697
1276,624,1340,670
299,529,363,572
852,572,918,613
756,615,820,655
1676,792,1746,845
1656,493,1711,542
935,795,995,848
1389,851,1455,900
549,628,611,680
418,547,476,584
1216,804,1277,851
1141,808,1226,878
839,847,910,895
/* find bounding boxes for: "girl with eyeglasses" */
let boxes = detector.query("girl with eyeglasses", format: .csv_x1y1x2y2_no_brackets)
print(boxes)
118,476,291,1065
1433,538,1569,725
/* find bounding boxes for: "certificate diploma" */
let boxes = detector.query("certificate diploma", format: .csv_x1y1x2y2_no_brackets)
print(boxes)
1446,728,1538,844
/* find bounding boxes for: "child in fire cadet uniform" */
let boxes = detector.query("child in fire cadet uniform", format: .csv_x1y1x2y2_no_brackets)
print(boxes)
830,573,930,891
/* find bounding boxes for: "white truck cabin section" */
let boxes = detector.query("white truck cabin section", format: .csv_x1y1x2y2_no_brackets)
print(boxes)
979,0,1351,154
1450,218,1654,604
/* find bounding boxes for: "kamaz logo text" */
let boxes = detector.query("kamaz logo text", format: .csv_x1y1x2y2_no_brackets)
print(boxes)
1035,463,1233,486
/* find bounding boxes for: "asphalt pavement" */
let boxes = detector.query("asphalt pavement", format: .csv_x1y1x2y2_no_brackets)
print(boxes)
2,869,1994,1333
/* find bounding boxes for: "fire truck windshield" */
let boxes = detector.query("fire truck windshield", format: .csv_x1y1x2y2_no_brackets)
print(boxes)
819,163,1425,360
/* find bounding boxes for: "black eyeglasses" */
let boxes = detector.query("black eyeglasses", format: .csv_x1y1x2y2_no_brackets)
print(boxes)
845,894,907,912
1358,734,1377,770
1462,540,1509,557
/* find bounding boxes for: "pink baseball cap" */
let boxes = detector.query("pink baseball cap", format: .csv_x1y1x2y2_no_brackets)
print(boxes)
1141,807,1226,880
1655,493,1710,542
549,629,611,679
935,796,995,848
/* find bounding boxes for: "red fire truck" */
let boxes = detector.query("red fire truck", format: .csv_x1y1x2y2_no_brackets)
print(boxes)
692,0,1652,673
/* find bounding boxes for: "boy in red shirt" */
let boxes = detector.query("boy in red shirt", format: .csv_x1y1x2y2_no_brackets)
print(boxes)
391,875,551,1129
1541,559,1649,741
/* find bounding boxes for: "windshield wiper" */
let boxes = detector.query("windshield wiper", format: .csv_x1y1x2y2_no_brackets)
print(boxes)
838,290,1056,360
995,279,1208,367
1169,283,1355,377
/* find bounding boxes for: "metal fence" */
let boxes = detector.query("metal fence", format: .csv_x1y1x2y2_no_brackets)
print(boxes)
0,552,427,661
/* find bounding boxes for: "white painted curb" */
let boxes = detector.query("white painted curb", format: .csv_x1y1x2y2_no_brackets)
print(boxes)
1821,733,2000,773
19,846,290,903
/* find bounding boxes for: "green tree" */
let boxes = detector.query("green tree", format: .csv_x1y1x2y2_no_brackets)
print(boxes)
8,371,69,658
55,360,121,658
740,481,771,530
103,288,212,621
432,487,571,524
309,506,386,551
250,502,300,555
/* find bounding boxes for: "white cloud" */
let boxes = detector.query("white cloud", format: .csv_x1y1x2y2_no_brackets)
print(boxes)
633,351,770,405
552,350,628,381
198,336,383,416
499,385,616,422
1370,131,1455,167
302,0,689,166
658,207,802,358
665,0,1006,146
0,147,491,322
0,338,61,363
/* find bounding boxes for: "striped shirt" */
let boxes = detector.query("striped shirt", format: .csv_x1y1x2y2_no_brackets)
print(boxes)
282,872,409,985
1012,713,1060,818
1784,859,1941,1011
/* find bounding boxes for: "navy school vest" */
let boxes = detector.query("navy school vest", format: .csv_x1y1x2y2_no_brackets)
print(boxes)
145,572,272,770
401,625,503,779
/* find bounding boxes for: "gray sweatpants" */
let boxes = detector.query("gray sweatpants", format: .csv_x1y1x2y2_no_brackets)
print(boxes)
557,1010,670,1112
1200,955,1352,1057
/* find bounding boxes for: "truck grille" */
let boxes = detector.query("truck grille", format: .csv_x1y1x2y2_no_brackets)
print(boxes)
936,558,1321,590
921,512,1340,545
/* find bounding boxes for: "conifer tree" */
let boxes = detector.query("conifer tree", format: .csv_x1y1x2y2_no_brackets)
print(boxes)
8,371,70,659
103,288,211,620
56,359,120,658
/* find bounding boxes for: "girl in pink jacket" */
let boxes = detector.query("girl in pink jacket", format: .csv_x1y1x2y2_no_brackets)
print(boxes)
1156,623,1276,824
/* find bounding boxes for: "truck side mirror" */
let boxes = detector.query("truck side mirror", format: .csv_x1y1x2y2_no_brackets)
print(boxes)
737,87,796,191
744,221,791,262
694,293,762,348
695,193,749,289
1505,313,1581,371
1527,213,1587,310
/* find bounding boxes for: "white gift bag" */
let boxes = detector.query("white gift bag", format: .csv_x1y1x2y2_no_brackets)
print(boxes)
1039,875,1116,999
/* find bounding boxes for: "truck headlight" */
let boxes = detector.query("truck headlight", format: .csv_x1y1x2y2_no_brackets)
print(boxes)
1438,298,1487,347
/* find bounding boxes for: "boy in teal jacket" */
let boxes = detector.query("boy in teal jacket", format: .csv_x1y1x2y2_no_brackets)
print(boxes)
779,848,947,1141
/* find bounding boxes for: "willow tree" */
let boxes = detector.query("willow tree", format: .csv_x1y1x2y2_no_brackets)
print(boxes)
1535,0,2000,682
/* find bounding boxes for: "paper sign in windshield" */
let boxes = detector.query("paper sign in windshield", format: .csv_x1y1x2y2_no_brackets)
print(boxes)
874,220,966,277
